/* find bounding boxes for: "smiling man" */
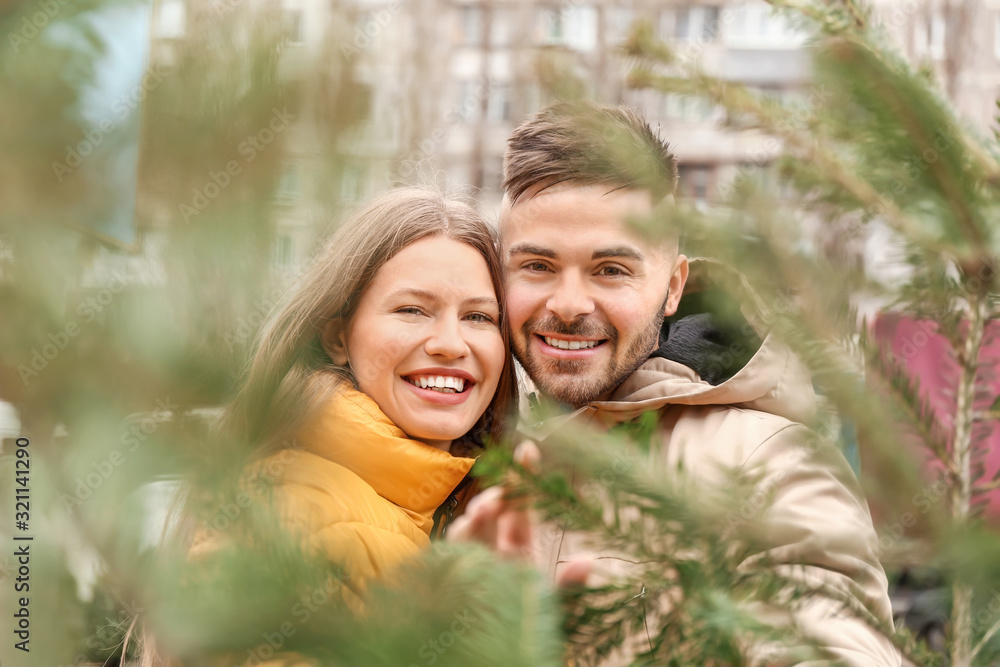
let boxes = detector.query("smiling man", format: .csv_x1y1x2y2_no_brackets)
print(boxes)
504,182,687,408
492,102,900,665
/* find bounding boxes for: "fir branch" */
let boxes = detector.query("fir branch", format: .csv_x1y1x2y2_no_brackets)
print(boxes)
509,424,894,664
972,478,1000,494
863,339,956,476
839,43,986,251
767,0,860,36
969,614,1000,665
627,63,950,258
838,0,868,30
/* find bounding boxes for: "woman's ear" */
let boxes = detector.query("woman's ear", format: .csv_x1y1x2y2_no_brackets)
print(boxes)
321,319,350,365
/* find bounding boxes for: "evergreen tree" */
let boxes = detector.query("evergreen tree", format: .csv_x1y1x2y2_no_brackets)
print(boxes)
621,0,1000,663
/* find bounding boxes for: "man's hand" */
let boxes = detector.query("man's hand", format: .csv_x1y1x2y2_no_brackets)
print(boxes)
446,441,539,560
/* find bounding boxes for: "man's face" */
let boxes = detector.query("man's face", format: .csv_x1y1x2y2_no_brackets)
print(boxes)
502,183,688,407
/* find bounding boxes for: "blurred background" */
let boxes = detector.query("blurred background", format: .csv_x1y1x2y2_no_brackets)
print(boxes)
1,0,999,664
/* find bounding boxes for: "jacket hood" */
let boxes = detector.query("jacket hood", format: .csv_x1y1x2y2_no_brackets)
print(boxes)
296,386,476,534
525,258,816,434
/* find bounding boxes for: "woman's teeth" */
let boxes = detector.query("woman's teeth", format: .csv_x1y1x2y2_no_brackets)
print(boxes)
543,336,601,350
407,375,466,393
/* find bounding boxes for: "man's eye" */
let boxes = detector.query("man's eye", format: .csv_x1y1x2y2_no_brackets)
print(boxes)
524,262,550,272
599,266,626,276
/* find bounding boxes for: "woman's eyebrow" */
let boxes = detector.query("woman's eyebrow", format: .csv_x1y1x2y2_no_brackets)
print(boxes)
388,289,498,309
464,296,500,308
389,288,440,302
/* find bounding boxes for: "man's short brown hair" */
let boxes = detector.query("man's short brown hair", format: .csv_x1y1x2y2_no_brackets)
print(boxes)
502,101,679,204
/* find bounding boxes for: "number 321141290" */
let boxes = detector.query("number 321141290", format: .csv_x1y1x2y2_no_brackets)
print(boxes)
15,437,30,523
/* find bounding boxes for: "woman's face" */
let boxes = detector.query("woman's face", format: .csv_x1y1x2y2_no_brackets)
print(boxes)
341,235,506,451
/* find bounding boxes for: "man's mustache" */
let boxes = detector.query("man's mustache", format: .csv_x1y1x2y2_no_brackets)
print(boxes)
522,318,618,342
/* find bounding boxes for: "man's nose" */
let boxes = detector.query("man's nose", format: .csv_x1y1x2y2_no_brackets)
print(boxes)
546,272,596,323
424,316,470,358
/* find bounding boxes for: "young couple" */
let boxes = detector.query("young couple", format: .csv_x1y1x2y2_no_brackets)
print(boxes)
215,101,899,665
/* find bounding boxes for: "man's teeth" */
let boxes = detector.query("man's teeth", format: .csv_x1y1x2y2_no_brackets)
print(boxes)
409,375,466,393
543,336,601,350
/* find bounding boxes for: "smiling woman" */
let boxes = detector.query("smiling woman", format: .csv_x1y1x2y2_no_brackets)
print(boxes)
134,188,518,667
221,185,515,555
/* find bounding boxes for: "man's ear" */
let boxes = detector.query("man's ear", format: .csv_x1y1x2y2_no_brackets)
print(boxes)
663,254,689,317
320,319,350,365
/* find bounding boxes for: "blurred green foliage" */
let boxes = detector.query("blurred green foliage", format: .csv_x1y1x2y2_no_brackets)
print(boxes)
3,0,1000,664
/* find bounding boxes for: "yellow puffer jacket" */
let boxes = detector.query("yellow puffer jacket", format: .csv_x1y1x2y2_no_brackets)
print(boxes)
253,385,476,600
186,386,476,665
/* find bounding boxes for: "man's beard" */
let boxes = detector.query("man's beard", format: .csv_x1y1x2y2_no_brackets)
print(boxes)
513,306,665,408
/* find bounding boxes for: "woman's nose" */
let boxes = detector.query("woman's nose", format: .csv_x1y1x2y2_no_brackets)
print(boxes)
424,317,470,358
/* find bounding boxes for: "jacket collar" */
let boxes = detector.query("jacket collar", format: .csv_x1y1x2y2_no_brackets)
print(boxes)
296,386,476,533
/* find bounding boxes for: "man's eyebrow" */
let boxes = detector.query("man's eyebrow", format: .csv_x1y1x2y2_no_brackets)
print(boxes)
592,246,644,262
508,243,557,259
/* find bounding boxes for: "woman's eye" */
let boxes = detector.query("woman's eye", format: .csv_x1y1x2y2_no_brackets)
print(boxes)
396,306,424,315
466,312,497,325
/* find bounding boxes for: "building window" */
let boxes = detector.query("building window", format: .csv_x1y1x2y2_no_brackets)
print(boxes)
735,161,775,194
487,83,510,123
661,94,714,122
491,7,511,47
994,13,1000,60
929,11,945,60
538,5,596,50
458,5,482,47
609,7,635,46
569,5,597,51
674,5,720,42
912,17,926,57
675,7,690,39
725,2,804,47
540,6,565,46
679,164,713,206
454,80,480,123
914,11,945,60
155,0,185,39
276,161,300,204
273,234,292,269
284,8,304,45
658,8,674,41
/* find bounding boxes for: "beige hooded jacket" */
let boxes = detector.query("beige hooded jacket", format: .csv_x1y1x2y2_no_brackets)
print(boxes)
520,259,900,666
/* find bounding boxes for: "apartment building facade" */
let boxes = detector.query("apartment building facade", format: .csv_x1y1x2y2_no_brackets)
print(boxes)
136,0,1000,267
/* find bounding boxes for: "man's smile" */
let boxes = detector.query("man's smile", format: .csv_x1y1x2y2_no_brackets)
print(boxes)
541,335,605,350
533,333,610,360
